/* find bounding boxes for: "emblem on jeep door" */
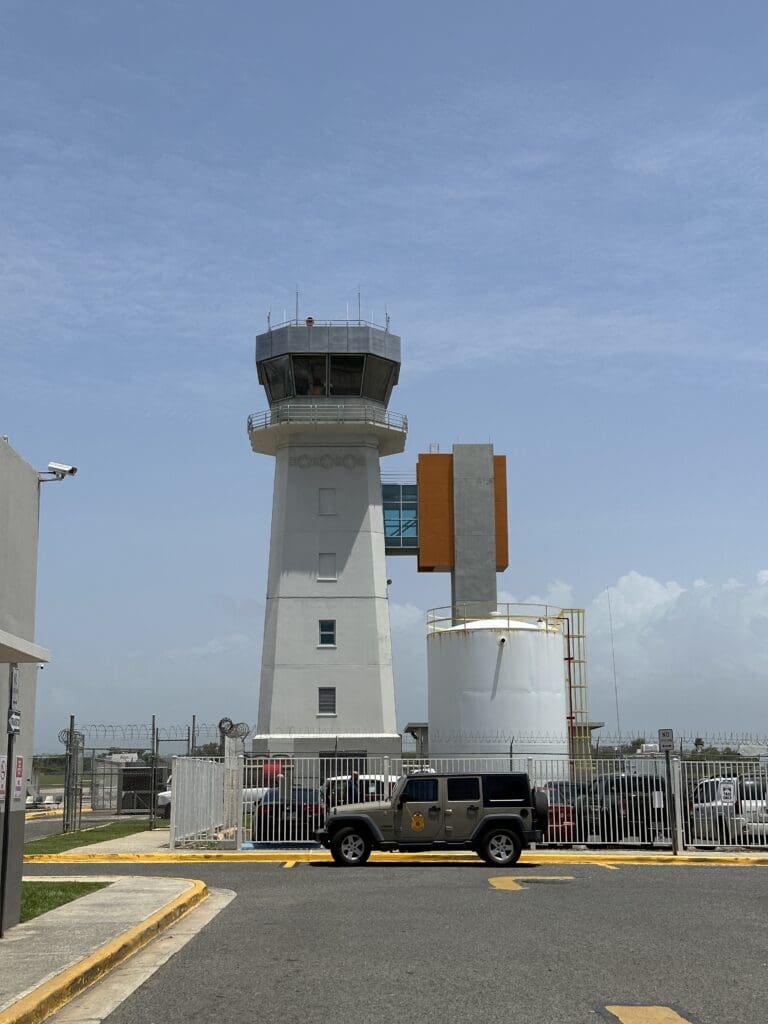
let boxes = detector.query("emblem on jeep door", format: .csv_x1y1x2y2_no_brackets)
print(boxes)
410,813,426,832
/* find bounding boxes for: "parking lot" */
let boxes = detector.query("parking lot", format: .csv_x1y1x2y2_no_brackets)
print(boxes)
26,858,768,1024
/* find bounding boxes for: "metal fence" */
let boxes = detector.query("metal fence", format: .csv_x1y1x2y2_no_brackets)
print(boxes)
168,753,768,852
170,757,237,848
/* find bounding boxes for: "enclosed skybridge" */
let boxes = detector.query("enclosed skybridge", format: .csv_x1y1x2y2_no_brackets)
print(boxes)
382,480,419,554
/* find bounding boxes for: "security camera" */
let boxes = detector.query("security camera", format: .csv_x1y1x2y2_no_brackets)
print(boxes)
48,462,77,476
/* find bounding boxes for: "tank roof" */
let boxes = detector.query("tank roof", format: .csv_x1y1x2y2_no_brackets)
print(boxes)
434,618,560,633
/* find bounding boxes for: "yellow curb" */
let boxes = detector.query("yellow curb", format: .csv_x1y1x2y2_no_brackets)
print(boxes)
0,879,208,1024
23,850,768,867
24,811,63,821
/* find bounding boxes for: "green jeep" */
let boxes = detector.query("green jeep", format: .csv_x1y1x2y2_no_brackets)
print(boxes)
315,771,548,866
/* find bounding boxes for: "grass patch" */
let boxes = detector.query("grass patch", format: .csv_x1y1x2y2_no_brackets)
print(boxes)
24,819,152,854
21,881,109,922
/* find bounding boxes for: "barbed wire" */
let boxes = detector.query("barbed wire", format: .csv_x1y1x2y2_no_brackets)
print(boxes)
67,722,225,743
43,723,768,753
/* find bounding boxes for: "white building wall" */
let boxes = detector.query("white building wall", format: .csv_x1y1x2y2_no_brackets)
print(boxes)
257,431,396,737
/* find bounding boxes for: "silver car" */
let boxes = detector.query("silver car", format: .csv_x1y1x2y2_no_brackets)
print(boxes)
689,775,768,844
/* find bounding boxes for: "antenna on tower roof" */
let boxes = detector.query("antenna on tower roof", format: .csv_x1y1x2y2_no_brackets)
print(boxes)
295,287,299,325
267,308,272,330
357,287,361,324
385,306,390,331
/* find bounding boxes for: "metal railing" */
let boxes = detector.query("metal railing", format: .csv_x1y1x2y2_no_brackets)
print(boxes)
169,753,768,852
266,318,389,331
247,404,407,434
427,602,566,633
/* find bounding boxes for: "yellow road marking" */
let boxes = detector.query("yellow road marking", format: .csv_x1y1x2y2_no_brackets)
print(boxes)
489,875,574,891
606,1006,693,1023
282,860,297,869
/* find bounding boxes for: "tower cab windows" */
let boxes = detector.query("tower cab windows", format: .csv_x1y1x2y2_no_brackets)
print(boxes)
259,354,395,404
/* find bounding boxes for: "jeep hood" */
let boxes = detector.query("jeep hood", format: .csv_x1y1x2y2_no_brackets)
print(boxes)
329,800,391,815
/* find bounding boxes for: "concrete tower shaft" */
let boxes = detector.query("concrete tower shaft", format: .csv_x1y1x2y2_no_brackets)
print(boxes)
249,320,406,753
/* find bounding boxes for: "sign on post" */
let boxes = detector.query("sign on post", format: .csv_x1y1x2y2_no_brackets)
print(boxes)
13,757,23,801
658,728,674,753
10,666,19,713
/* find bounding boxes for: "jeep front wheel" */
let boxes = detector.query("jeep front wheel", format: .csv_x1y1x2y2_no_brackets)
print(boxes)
330,826,372,866
479,827,521,867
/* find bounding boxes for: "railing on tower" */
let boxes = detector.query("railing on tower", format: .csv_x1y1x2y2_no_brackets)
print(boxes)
247,405,408,433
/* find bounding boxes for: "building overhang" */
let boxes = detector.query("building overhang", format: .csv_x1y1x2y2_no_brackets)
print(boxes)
0,627,50,664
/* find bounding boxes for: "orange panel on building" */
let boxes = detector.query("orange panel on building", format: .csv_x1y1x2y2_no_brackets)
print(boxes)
417,454,454,571
417,452,508,572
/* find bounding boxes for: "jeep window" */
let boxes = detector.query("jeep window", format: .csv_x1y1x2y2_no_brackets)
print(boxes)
447,777,480,801
401,778,438,802
481,774,529,805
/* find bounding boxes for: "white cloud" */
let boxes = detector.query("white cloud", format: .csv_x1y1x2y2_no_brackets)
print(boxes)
587,571,768,737
392,571,768,741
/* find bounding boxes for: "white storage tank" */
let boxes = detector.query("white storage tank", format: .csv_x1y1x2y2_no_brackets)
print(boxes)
427,606,569,762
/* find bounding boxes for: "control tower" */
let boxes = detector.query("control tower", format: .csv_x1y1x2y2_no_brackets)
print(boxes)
248,318,406,757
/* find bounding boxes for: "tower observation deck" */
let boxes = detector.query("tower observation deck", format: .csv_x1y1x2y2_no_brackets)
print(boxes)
248,319,406,757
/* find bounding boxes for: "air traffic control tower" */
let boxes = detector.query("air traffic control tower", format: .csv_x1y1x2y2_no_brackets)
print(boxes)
248,318,406,758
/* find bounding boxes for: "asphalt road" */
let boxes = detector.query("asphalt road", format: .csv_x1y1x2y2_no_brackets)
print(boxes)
26,860,768,1024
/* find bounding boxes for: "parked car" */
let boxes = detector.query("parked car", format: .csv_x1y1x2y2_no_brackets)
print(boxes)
252,786,324,842
574,773,668,843
316,771,548,866
688,775,768,844
538,781,590,844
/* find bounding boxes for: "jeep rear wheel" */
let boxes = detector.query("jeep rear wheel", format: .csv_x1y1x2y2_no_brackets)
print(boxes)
479,827,522,867
330,826,372,866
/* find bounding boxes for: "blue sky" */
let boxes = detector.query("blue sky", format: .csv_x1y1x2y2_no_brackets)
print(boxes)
2,2,767,750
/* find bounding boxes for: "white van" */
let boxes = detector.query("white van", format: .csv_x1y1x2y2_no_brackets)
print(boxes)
322,773,400,807
689,775,768,843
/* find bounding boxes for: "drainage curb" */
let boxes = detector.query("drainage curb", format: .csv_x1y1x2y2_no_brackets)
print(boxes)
23,850,768,867
0,879,208,1024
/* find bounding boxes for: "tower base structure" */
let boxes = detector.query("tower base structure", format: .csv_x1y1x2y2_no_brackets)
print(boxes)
250,732,402,760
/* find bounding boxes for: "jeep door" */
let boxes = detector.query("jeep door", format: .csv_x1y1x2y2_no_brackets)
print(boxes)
395,776,443,842
443,776,482,843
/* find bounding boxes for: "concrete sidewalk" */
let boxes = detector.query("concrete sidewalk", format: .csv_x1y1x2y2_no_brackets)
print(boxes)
0,876,207,1024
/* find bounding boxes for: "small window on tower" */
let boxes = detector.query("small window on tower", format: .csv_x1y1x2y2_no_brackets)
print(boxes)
318,687,336,715
318,488,336,515
318,553,337,580
319,620,336,646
